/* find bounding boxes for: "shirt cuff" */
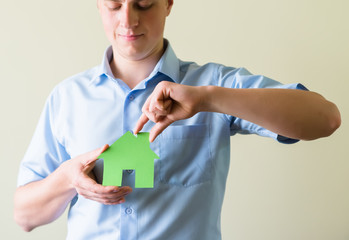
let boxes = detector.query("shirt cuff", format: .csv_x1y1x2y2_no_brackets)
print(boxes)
276,135,300,144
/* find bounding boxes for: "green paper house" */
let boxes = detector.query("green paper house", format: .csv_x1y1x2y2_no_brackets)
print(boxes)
98,131,159,188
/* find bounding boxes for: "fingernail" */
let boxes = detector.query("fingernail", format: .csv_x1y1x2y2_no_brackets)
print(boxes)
123,190,131,195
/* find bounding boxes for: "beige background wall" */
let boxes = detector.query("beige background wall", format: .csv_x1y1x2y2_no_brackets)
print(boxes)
1,0,348,239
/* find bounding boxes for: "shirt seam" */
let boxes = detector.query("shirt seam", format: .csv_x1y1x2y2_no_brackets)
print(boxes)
215,65,235,125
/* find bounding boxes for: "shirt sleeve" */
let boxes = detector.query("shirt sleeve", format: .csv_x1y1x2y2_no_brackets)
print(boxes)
17,89,70,187
216,66,308,144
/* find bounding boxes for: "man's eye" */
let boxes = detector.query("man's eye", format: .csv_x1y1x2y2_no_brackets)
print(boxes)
137,3,152,10
107,4,121,11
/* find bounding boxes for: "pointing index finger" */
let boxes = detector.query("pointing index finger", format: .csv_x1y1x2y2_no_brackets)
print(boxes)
133,113,149,135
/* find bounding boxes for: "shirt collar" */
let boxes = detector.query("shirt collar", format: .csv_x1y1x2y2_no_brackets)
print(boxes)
150,39,180,83
89,39,180,86
89,46,114,86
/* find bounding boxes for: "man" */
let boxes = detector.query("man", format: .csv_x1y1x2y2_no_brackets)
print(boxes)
14,0,341,239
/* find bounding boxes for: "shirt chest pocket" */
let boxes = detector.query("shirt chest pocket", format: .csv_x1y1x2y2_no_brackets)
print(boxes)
158,124,212,187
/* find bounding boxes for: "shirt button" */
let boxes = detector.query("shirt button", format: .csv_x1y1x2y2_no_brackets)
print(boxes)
126,170,134,174
129,95,135,101
125,207,133,215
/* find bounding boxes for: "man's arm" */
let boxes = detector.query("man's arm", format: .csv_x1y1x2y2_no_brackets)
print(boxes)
134,82,341,142
14,145,132,232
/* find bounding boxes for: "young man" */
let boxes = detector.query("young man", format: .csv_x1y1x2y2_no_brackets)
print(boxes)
14,0,341,239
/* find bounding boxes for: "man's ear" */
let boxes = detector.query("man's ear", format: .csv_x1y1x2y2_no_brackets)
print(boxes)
166,0,174,16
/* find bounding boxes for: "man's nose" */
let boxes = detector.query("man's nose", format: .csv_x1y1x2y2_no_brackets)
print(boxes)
120,5,139,28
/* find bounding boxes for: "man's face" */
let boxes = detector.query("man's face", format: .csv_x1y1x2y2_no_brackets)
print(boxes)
98,0,173,61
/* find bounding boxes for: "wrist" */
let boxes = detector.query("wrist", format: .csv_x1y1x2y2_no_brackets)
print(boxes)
58,160,77,193
199,85,216,112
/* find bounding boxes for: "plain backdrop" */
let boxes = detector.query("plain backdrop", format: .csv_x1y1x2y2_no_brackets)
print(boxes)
1,0,348,239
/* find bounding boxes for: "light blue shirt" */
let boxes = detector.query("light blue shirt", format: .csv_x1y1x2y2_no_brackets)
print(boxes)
18,40,306,240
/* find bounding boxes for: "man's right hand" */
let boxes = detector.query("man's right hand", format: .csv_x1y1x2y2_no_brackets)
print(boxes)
67,144,133,205
14,144,132,231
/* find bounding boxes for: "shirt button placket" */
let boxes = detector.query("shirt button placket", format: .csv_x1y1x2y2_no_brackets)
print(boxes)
125,207,133,215
123,92,138,133
121,206,137,240
129,95,135,101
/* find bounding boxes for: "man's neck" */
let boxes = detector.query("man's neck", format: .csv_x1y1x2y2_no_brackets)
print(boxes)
110,46,165,90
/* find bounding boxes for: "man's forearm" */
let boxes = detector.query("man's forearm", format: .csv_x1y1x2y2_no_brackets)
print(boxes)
14,161,77,232
203,86,341,140
14,144,131,232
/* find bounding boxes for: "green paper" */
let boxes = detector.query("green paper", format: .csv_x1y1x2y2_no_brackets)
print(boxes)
98,131,159,188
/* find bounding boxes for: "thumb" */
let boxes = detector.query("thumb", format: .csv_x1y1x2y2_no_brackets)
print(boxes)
82,144,109,167
149,119,174,142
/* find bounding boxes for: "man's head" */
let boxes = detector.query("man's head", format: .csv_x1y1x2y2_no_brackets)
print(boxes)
97,0,174,61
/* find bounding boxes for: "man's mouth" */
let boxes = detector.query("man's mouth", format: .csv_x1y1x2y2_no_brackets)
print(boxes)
118,33,144,41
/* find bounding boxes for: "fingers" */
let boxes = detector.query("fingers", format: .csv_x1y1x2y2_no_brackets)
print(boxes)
144,82,172,120
149,118,174,142
133,113,149,135
134,83,173,136
71,144,132,205
135,81,198,141
74,174,133,205
148,88,173,118
134,101,173,142
148,97,172,118
84,186,132,205
79,144,109,167
133,101,171,136
79,186,131,205
135,114,173,142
